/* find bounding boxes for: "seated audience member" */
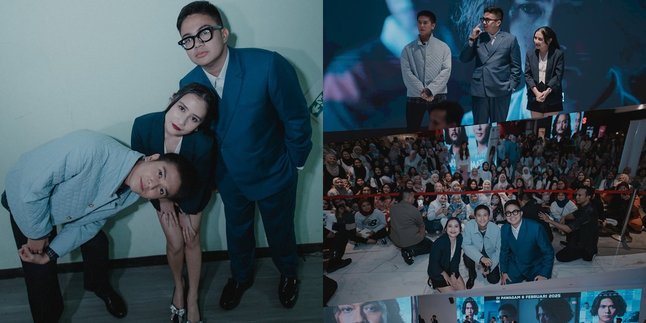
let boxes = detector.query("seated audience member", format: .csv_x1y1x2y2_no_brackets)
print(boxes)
426,194,449,234
375,183,395,214
535,298,574,323
465,193,481,220
494,173,511,190
427,218,465,293
540,187,599,262
390,190,434,265
324,152,347,190
603,182,643,242
478,180,493,205
462,205,502,289
354,200,388,244
479,162,493,182
325,200,354,273
490,193,506,224
521,167,534,189
466,178,480,191
550,192,577,224
352,177,368,194
500,200,554,285
449,194,467,221
328,177,353,196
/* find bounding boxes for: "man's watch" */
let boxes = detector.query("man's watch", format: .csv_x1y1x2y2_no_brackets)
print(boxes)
45,247,59,261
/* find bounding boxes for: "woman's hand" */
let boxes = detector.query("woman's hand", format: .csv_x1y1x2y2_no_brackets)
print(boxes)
159,199,179,228
179,213,198,243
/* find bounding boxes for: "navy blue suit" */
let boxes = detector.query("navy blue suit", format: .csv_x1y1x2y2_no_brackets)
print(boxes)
180,47,312,282
131,111,216,214
459,31,522,124
499,219,554,283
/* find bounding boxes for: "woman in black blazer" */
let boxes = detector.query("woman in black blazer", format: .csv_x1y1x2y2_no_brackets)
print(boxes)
525,26,564,119
131,83,217,323
427,217,465,293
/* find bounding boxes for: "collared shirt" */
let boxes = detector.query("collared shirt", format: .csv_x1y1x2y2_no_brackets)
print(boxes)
489,30,500,45
511,219,523,239
203,49,230,98
5,130,143,257
538,52,548,84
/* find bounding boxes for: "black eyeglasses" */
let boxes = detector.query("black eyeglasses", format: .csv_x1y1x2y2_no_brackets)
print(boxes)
480,17,500,24
504,209,521,217
178,25,223,50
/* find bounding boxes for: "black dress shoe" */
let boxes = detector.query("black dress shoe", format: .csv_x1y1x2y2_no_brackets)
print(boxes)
278,275,299,308
401,249,414,265
327,258,352,273
466,277,475,290
94,287,127,318
219,278,252,310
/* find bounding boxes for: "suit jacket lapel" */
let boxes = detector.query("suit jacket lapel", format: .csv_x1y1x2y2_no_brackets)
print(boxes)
484,32,503,64
545,51,555,83
218,47,243,141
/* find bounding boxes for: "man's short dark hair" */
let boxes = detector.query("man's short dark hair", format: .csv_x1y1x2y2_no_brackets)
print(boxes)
474,204,490,216
591,290,628,317
177,1,224,31
535,298,574,323
462,297,479,315
417,10,437,23
484,6,504,21
158,153,198,200
578,186,595,197
504,199,521,210
399,189,415,202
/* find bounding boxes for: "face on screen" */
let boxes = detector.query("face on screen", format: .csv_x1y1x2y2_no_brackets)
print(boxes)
597,298,617,323
336,302,383,323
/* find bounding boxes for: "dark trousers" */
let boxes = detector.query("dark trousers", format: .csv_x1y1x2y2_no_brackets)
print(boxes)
403,237,433,257
556,246,595,262
218,170,299,283
463,253,501,284
405,95,446,131
355,228,388,243
324,230,349,262
9,214,110,323
472,94,511,124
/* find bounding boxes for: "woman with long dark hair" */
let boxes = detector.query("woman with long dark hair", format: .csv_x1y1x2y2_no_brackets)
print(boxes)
524,26,564,118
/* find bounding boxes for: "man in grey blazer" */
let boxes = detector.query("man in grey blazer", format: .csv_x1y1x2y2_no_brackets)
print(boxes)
459,7,521,124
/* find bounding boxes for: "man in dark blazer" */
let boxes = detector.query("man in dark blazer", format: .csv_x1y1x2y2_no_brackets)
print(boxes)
175,1,312,310
500,200,554,285
459,6,521,124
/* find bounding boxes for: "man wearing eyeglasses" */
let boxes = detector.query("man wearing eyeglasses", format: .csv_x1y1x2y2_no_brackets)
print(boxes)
459,6,521,124
175,0,312,311
499,200,554,285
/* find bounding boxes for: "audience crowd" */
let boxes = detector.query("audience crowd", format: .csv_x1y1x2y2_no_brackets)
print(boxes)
323,120,646,291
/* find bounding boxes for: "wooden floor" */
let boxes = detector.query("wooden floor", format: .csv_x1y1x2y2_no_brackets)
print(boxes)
0,254,323,322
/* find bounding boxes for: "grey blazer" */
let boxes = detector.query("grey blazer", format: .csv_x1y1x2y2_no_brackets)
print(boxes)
459,31,522,98
524,48,564,106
